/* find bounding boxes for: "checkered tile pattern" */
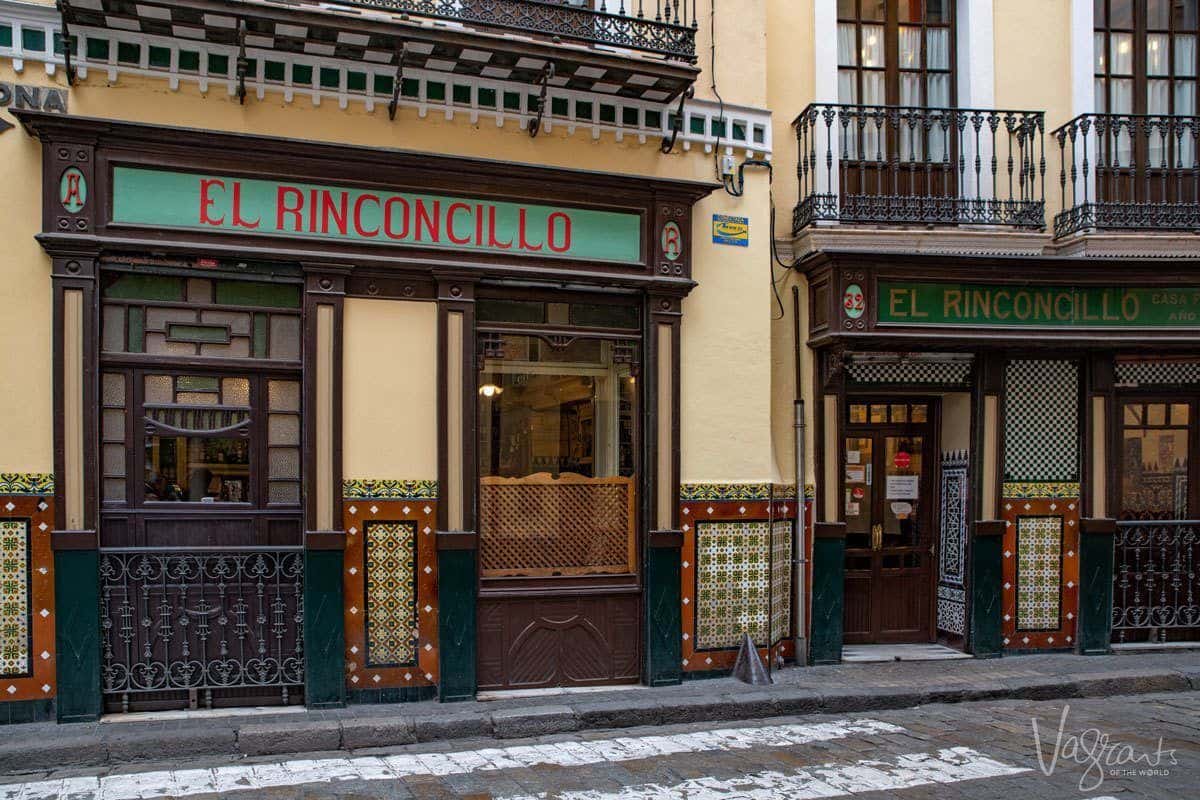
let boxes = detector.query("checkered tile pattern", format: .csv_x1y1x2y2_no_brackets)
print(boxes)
1016,516,1062,631
65,0,692,100
1115,361,1200,386
1003,359,1080,483
845,360,972,386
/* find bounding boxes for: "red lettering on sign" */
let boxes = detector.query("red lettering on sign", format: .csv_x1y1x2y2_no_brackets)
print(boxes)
415,199,440,242
353,194,380,238
383,196,410,240
321,190,348,235
487,206,513,250
231,182,260,229
200,178,226,226
308,189,320,234
276,186,303,232
547,211,572,253
518,208,542,252
447,202,473,245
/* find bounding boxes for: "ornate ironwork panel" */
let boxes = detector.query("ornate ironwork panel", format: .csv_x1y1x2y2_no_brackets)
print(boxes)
1053,113,1200,238
792,103,1046,231
100,549,304,702
344,0,698,62
1112,521,1200,642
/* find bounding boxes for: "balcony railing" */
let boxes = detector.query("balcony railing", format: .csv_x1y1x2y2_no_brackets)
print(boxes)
1054,113,1200,238
793,104,1046,232
1113,521,1200,644
343,0,698,62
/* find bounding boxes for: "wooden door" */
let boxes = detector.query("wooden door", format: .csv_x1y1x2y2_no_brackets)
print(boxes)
842,401,935,644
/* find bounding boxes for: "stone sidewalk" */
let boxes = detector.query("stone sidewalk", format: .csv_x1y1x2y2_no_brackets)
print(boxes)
1,651,1196,776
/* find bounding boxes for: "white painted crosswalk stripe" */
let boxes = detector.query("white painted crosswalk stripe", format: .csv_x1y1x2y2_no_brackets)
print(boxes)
0,718,904,800
504,747,1031,799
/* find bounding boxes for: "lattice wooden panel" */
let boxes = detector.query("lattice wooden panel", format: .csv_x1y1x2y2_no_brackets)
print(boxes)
479,473,636,577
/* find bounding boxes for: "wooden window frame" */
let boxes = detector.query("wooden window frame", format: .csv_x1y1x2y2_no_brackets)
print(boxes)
1095,0,1200,116
1115,395,1199,520
836,0,957,108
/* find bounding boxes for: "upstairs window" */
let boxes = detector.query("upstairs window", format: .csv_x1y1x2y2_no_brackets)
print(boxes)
837,0,954,108
1095,0,1199,117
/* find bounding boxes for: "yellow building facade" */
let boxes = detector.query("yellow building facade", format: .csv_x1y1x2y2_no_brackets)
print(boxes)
0,0,1196,723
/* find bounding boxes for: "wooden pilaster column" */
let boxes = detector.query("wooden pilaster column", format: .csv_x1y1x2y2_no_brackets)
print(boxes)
303,266,347,709
436,275,478,702
644,292,683,687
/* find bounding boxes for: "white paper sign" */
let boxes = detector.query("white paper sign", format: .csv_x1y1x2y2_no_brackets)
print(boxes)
846,450,861,464
886,475,919,499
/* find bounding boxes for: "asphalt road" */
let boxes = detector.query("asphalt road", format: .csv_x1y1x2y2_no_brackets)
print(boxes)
2,692,1197,799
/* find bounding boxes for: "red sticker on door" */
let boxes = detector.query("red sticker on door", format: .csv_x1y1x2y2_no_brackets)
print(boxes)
893,451,912,469
852,486,865,500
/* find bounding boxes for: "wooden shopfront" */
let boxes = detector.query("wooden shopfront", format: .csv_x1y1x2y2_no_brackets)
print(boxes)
18,109,712,718
804,251,1200,658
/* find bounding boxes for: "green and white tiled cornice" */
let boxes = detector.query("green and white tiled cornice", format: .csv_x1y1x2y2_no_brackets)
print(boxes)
343,479,438,501
0,473,54,495
0,0,771,158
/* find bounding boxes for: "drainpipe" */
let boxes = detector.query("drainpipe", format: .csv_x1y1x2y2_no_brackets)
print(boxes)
792,285,808,667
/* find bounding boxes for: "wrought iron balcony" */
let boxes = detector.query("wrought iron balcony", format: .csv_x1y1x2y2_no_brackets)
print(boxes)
793,104,1046,233
1054,113,1200,238
346,1,699,63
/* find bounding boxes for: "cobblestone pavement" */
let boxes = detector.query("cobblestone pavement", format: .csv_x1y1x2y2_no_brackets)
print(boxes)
2,691,1196,799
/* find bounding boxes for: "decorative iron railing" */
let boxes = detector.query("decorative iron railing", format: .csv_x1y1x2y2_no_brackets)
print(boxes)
341,0,698,62
1113,521,1200,643
792,103,1046,232
1053,113,1200,238
100,548,304,709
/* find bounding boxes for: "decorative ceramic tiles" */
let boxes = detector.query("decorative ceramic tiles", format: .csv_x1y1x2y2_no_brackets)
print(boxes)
1016,516,1063,631
0,475,54,496
1002,482,1082,499
1003,359,1080,483
0,521,29,677
343,479,438,500
695,521,777,649
937,586,966,637
771,520,793,645
343,492,439,692
845,359,973,386
681,483,773,502
365,522,417,667
1115,360,1200,386
938,452,969,588
0,495,54,703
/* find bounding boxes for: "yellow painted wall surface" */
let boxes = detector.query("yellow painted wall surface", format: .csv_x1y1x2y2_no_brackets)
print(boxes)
342,298,438,480
767,268,816,488
681,169,779,484
693,0,769,109
765,0,814,237
0,64,52,472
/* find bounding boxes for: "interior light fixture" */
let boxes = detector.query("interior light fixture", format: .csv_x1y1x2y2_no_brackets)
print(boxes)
479,383,504,398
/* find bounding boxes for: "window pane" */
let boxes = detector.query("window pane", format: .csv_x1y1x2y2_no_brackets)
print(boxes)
222,377,250,406
269,414,301,446
850,404,868,423
861,0,884,22
1094,32,1106,72
839,68,859,104
926,0,948,23
1147,34,1170,75
145,375,172,404
268,315,301,361
910,404,928,422
844,436,873,547
1121,428,1188,519
899,26,921,69
1147,404,1167,425
838,0,856,20
890,404,908,423
1175,79,1196,115
927,72,950,107
900,72,921,107
883,436,922,544
898,0,921,24
1148,0,1170,29
861,24,885,67
1095,77,1107,113
102,306,125,353
862,70,885,104
870,404,887,422
269,446,300,480
1172,403,1190,425
103,373,126,407
1111,77,1134,113
103,478,125,503
269,380,301,412
1176,0,1199,29
269,482,300,505
1110,0,1133,28
103,442,125,476
927,28,949,70
1124,403,1144,425
1177,34,1197,76
838,23,857,66
1110,33,1133,74
1094,0,1105,27
144,435,249,502
103,409,125,442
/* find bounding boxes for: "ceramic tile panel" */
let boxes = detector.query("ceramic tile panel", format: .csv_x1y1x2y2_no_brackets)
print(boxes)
364,522,417,667
0,490,55,702
1016,515,1063,631
0,520,29,676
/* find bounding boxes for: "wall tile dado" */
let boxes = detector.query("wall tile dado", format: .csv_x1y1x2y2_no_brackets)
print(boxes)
679,483,812,675
342,480,439,698
0,475,55,711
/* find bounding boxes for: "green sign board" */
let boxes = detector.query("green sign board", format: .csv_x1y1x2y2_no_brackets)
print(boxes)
110,166,643,263
879,281,1200,328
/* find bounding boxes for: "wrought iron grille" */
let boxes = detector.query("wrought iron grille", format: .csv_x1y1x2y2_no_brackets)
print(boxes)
1113,521,1200,643
792,103,1046,231
100,549,304,704
1053,113,1200,238
340,0,698,62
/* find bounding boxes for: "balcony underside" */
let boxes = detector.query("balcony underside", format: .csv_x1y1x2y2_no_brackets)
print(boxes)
61,0,698,103
1055,202,1200,239
794,193,1046,232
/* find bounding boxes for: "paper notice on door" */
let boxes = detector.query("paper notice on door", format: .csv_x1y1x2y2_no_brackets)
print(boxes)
845,465,866,483
845,501,860,515
890,501,913,519
846,450,861,464
886,475,919,499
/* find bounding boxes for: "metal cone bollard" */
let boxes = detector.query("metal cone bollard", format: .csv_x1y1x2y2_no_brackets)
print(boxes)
731,631,772,685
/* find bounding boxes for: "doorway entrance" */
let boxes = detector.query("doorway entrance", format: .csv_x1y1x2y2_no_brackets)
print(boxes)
842,400,936,644
474,296,642,690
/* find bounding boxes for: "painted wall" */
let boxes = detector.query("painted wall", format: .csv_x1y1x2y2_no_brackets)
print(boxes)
942,392,972,453
765,0,815,239
342,298,438,481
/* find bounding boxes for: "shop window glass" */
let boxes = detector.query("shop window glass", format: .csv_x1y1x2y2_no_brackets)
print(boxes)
850,404,868,423
478,334,638,578
870,404,888,423
910,404,928,422
101,373,127,503
1120,399,1191,520
844,436,873,549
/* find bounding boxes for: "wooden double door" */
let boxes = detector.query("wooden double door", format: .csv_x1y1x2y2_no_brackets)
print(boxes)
842,400,936,644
